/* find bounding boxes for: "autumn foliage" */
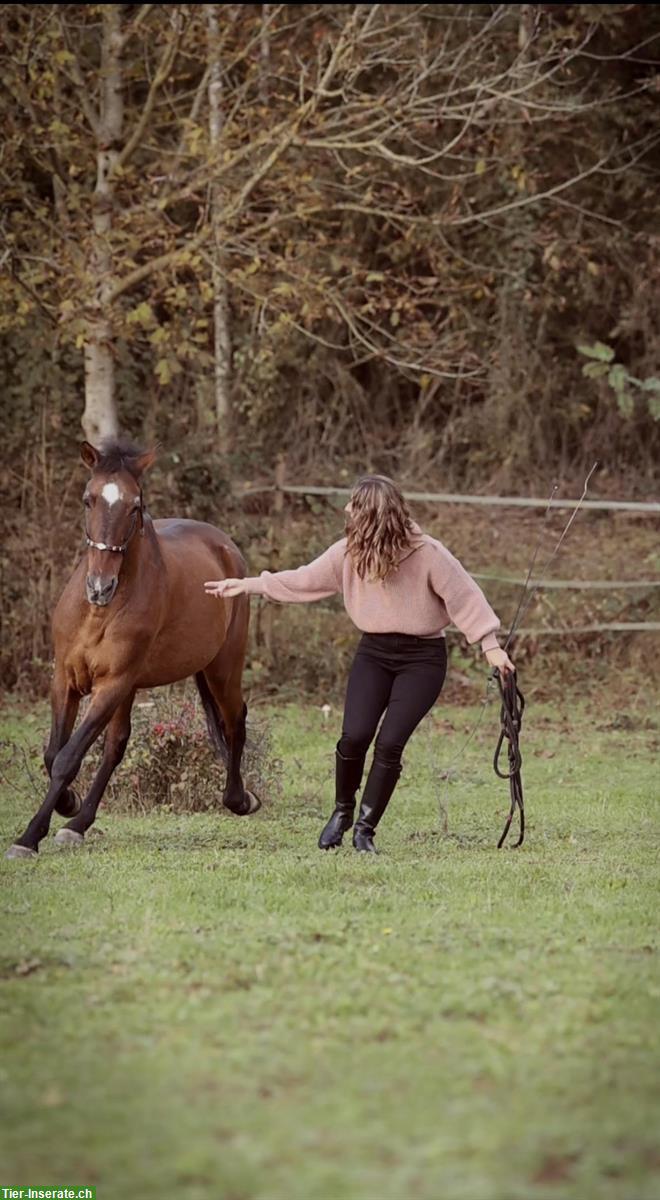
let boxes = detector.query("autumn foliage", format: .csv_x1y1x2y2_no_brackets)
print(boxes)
1,3,659,484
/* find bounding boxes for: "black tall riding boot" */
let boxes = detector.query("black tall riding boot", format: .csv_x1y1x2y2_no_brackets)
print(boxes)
318,748,365,850
352,761,402,854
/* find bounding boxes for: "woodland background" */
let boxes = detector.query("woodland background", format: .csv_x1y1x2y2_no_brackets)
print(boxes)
2,3,659,695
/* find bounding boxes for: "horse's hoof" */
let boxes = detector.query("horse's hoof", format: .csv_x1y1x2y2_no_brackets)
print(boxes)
54,828,84,848
5,844,38,860
225,790,262,817
245,790,261,815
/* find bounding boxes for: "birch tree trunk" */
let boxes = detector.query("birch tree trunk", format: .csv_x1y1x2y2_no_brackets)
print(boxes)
207,4,232,446
82,4,123,444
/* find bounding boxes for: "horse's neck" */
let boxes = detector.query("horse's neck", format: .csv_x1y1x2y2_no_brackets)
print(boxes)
118,519,163,597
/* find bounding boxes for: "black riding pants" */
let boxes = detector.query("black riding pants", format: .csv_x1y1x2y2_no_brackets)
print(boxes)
338,632,448,769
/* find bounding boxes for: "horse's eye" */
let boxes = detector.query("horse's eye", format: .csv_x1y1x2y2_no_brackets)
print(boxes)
83,495,92,508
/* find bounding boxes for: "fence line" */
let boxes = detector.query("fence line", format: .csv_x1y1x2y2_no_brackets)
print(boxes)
467,622,660,638
238,482,660,515
247,467,659,637
255,599,660,638
472,574,660,590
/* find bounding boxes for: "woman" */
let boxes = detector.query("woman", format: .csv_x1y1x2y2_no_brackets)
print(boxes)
204,476,514,853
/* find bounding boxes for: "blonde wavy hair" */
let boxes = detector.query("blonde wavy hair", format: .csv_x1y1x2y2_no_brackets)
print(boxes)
345,475,416,581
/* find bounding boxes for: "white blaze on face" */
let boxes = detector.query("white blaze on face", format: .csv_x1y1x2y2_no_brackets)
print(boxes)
101,482,122,507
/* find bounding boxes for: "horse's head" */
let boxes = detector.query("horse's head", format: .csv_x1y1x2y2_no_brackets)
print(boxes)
81,439,156,607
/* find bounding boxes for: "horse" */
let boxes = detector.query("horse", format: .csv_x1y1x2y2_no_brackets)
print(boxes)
6,438,260,860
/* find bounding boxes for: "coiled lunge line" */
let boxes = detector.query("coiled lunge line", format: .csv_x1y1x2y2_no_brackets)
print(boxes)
493,668,525,848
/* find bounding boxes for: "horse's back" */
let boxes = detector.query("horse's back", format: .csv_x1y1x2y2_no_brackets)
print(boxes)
153,518,246,577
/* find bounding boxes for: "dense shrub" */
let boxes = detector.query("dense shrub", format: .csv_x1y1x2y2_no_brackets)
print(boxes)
74,691,282,814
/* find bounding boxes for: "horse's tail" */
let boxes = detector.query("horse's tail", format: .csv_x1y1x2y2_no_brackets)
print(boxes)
195,670,229,765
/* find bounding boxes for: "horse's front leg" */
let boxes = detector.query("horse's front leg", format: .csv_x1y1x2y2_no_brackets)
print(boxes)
44,671,82,818
55,693,135,847
6,686,129,859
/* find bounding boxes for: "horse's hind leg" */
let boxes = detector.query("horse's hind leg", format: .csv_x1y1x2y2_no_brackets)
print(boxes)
195,671,228,766
45,672,82,818
202,661,260,817
55,693,135,847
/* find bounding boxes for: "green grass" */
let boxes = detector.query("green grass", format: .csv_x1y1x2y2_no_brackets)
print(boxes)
1,696,659,1200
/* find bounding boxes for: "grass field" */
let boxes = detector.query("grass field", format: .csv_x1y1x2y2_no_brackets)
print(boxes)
1,693,658,1200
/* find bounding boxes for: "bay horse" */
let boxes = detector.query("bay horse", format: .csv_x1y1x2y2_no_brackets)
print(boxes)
6,438,260,860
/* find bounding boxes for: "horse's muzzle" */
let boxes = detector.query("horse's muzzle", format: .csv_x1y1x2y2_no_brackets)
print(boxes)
86,575,118,606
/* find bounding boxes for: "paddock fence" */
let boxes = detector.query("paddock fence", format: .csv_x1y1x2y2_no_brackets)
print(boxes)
236,463,660,642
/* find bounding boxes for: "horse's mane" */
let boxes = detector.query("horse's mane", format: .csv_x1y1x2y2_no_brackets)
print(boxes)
95,436,148,479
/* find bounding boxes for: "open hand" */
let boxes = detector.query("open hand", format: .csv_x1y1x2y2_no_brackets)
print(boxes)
204,578,248,598
485,646,515,676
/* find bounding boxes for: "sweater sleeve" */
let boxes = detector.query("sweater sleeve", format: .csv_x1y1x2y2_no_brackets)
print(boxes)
242,540,345,604
427,540,501,652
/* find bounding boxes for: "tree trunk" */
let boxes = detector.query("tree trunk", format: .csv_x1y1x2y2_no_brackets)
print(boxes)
207,4,232,447
83,319,118,442
82,4,123,444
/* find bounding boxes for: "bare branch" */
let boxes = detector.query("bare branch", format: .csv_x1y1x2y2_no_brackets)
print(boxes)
8,259,58,325
57,11,101,137
577,29,660,63
225,6,364,222
114,10,183,173
119,3,156,50
106,230,207,304
197,243,479,378
169,65,210,175
450,154,612,229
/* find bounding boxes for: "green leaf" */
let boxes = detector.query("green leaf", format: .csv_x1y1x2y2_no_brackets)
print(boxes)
608,363,628,395
647,395,660,421
582,362,609,380
155,359,172,385
640,376,660,393
616,390,634,418
128,302,155,327
577,341,615,363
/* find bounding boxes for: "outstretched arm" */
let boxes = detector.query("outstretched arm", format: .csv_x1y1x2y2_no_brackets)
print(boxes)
205,540,344,604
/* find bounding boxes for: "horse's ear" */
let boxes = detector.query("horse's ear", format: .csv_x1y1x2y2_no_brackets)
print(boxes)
133,446,158,477
81,441,99,470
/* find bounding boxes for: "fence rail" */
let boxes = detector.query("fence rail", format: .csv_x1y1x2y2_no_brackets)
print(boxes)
247,468,660,637
472,574,660,590
238,481,660,515
466,622,660,638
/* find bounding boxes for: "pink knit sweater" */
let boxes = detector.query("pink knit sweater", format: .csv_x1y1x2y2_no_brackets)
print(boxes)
243,525,501,653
